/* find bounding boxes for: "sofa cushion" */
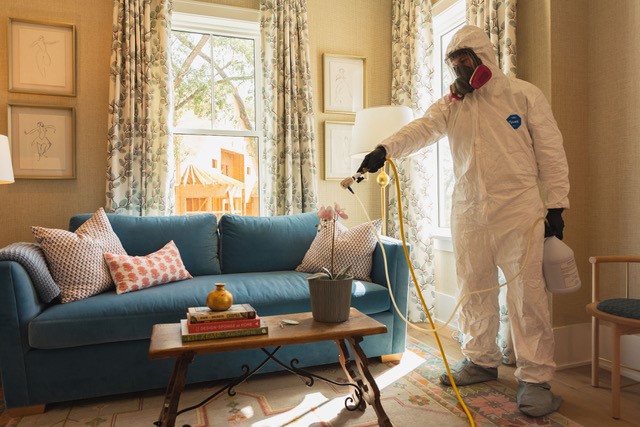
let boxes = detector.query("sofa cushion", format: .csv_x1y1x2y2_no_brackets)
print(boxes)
69,212,220,276
32,208,127,303
105,240,193,294
28,272,391,349
219,213,319,273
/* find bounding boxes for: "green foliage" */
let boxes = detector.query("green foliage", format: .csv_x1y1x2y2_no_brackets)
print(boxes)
171,30,255,129
306,266,353,281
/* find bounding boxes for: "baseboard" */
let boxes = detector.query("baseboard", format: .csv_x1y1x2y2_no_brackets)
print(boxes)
595,324,640,382
553,322,591,369
433,291,458,329
432,302,640,376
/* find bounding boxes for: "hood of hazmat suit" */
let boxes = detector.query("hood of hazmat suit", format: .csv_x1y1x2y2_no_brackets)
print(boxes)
380,25,570,385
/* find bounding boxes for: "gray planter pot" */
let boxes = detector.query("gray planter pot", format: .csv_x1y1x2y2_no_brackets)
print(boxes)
308,277,353,322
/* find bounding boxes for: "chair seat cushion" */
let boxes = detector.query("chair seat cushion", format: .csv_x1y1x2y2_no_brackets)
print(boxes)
597,298,640,320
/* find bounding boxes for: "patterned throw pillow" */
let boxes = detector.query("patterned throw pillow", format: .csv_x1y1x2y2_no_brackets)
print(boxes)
31,208,127,303
104,240,192,294
296,219,382,281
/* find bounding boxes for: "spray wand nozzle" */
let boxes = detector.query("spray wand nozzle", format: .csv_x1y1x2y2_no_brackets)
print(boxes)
340,171,367,194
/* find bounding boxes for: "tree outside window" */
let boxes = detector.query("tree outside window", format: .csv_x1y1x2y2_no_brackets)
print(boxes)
171,11,261,218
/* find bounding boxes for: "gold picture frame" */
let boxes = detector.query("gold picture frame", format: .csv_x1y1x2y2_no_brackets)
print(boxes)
8,18,77,96
8,104,76,179
324,121,359,180
323,54,366,114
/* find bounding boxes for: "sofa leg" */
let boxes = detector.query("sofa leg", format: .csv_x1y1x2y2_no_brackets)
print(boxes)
5,404,46,417
380,352,403,364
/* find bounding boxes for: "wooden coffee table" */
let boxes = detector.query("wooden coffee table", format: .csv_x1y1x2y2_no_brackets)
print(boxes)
149,308,392,427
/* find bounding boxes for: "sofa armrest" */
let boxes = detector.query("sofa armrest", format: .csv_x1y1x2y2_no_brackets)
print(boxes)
370,236,410,354
0,261,46,406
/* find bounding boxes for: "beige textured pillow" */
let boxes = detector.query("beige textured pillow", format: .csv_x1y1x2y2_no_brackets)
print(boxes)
32,208,127,303
296,219,382,281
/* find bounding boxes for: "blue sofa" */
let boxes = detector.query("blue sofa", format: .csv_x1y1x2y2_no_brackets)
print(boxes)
0,212,409,412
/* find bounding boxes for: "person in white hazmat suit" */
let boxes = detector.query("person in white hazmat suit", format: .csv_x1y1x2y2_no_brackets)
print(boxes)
357,25,569,417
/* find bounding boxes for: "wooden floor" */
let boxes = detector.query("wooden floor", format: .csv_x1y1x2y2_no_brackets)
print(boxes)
409,326,640,427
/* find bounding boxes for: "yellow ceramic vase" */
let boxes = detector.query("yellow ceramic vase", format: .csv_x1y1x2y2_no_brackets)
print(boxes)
206,283,234,311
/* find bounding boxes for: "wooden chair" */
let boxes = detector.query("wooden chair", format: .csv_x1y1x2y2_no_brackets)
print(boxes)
587,255,640,419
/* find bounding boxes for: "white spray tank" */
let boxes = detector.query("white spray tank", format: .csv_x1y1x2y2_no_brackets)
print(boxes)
543,236,581,293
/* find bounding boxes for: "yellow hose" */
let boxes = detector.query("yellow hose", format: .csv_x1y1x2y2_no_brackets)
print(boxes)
351,158,475,426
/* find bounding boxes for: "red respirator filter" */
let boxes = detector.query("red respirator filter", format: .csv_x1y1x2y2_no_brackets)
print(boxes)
469,64,492,89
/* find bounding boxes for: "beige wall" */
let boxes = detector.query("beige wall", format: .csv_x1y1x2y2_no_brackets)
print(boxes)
0,0,113,246
519,0,640,327
308,0,392,227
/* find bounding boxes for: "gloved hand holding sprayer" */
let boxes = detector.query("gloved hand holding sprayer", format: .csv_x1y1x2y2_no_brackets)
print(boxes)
344,25,581,421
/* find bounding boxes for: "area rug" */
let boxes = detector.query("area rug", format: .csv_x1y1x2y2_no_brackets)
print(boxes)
0,338,582,427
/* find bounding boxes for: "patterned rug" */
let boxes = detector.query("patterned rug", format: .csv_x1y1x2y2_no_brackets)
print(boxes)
0,338,582,426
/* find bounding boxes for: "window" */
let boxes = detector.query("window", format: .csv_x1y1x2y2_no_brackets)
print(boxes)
432,0,465,232
171,2,262,218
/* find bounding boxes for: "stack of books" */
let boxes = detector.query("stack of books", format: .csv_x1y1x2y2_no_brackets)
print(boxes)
180,303,268,342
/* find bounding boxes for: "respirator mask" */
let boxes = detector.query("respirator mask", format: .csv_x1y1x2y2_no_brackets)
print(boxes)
448,48,492,100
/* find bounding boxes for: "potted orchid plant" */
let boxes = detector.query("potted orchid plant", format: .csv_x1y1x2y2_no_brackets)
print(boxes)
306,203,353,322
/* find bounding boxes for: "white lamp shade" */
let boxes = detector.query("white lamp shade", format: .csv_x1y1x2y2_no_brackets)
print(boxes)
351,105,414,159
0,135,15,184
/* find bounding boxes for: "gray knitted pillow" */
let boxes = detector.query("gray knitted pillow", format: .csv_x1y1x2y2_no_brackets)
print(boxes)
0,242,60,303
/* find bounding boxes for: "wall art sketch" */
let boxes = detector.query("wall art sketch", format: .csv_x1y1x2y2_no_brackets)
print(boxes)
8,104,76,179
8,19,76,96
324,121,358,180
323,54,366,114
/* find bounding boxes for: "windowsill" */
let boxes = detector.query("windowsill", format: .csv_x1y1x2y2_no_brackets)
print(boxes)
431,229,453,252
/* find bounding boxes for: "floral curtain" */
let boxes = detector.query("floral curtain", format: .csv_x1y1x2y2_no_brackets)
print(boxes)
467,0,517,77
260,0,318,216
106,0,174,216
388,0,436,322
467,0,518,363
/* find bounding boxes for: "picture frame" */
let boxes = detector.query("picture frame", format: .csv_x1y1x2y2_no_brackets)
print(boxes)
8,18,77,96
8,104,76,179
324,121,358,180
323,54,366,114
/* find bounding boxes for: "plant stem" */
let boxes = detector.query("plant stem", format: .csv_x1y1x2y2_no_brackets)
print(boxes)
331,219,336,277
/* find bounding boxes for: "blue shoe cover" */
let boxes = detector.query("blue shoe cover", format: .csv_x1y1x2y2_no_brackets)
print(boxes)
439,358,498,386
517,381,563,417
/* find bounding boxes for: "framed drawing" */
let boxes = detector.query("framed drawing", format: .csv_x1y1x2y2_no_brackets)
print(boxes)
324,121,358,180
8,104,76,179
8,18,76,96
323,54,366,114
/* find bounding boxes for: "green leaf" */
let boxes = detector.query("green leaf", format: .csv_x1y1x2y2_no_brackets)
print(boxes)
306,271,331,281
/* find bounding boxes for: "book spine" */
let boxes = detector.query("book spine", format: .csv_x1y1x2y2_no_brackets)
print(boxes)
186,317,261,333
181,325,268,342
188,310,256,323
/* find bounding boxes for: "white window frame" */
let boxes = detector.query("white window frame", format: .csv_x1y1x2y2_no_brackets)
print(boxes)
431,0,465,248
171,0,263,215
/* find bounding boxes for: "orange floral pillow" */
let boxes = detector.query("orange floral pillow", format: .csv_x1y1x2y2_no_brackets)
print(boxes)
104,240,192,294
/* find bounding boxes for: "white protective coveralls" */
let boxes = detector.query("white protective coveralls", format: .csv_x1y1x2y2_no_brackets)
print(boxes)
380,25,570,384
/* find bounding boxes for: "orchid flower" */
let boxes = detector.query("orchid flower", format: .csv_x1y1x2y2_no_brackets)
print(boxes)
308,202,352,281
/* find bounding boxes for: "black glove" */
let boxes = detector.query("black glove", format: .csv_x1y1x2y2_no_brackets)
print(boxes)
544,208,564,240
357,146,387,174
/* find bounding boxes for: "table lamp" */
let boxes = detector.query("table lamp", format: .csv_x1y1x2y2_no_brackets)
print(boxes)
0,135,15,184
351,106,413,234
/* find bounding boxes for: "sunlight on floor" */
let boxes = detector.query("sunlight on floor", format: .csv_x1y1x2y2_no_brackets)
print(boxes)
250,392,329,426
251,348,427,426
